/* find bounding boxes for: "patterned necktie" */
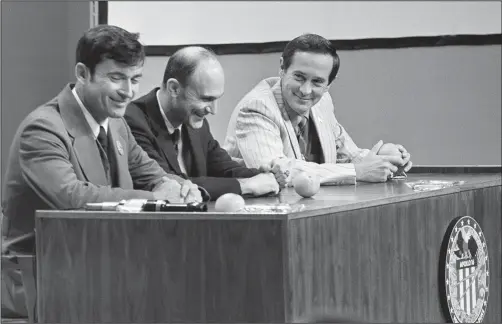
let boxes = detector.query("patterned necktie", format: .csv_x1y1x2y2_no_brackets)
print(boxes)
96,126,111,184
297,117,308,159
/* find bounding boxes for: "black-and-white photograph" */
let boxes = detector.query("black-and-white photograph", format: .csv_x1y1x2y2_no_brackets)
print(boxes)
1,1,500,323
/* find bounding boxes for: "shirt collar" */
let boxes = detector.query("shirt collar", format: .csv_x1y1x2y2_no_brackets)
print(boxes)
272,78,309,130
156,89,182,135
71,86,109,138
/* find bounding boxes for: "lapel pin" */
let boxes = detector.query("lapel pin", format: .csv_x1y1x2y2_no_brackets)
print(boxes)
116,141,124,155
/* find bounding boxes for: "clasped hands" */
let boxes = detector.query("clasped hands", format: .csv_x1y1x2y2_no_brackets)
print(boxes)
152,176,203,203
354,140,413,183
148,140,409,200
152,166,287,201
238,163,287,196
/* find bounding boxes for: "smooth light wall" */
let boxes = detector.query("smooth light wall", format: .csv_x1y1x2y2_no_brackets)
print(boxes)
139,44,501,165
108,1,501,45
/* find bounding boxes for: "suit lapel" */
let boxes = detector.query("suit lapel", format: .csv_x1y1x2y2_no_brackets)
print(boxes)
282,114,302,160
72,137,108,186
160,132,183,174
271,80,302,159
108,119,130,187
58,84,108,186
184,125,205,176
143,90,183,174
311,103,338,163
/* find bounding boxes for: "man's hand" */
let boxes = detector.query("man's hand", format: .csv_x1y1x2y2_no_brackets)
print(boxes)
152,177,202,203
261,157,304,187
259,163,287,189
238,173,280,196
377,142,413,172
355,141,404,182
179,179,203,203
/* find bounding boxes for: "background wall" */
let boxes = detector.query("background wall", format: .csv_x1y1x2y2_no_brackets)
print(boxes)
108,1,501,45
139,44,501,166
110,0,501,166
1,1,501,200
0,0,91,195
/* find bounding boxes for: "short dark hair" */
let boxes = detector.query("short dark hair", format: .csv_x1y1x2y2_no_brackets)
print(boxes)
76,25,145,75
162,46,217,87
282,33,340,84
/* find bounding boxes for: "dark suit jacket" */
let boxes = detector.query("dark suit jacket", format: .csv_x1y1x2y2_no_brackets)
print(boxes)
1,84,183,253
124,88,260,200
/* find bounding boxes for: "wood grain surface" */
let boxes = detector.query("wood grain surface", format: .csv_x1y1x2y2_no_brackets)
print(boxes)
38,173,501,220
285,186,501,323
37,219,286,322
35,173,501,323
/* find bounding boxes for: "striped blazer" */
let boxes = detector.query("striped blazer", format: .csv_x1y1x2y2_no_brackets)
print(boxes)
223,77,371,185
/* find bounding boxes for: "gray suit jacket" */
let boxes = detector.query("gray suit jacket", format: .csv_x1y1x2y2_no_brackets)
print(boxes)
1,84,178,253
224,77,371,185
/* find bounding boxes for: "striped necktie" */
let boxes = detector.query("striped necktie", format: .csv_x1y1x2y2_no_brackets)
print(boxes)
297,117,308,159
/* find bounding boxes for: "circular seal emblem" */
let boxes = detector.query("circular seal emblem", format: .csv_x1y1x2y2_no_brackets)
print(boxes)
442,216,489,323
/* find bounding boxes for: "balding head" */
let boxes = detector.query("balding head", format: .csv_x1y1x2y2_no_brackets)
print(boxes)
162,46,220,87
159,46,225,129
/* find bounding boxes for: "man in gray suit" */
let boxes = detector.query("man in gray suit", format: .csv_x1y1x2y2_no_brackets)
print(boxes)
224,33,413,186
1,25,202,317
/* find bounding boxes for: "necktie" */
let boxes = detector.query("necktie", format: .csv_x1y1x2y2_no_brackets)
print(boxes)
97,126,111,184
171,128,192,176
181,128,192,176
97,126,108,155
297,117,308,159
171,129,181,155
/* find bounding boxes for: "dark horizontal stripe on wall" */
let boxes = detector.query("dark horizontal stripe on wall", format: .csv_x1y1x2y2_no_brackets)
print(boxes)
97,4,500,56
408,166,502,174
144,34,501,56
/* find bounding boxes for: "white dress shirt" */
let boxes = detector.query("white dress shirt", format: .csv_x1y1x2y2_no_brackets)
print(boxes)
156,90,188,175
72,86,109,138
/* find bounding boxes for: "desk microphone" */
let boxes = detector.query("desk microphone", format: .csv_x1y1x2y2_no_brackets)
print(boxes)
142,200,208,212
85,199,207,212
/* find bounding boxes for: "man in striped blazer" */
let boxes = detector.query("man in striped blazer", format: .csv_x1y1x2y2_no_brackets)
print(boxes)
224,34,412,186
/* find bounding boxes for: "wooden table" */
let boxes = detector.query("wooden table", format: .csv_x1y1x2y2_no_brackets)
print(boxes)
35,170,501,323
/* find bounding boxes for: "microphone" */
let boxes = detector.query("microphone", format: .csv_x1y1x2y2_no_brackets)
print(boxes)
142,200,208,212
85,199,207,212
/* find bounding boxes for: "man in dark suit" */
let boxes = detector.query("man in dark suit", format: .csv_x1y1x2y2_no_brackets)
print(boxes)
1,25,202,318
125,47,284,200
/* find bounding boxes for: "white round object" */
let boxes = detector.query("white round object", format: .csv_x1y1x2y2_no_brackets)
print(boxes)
293,172,320,198
214,193,246,212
